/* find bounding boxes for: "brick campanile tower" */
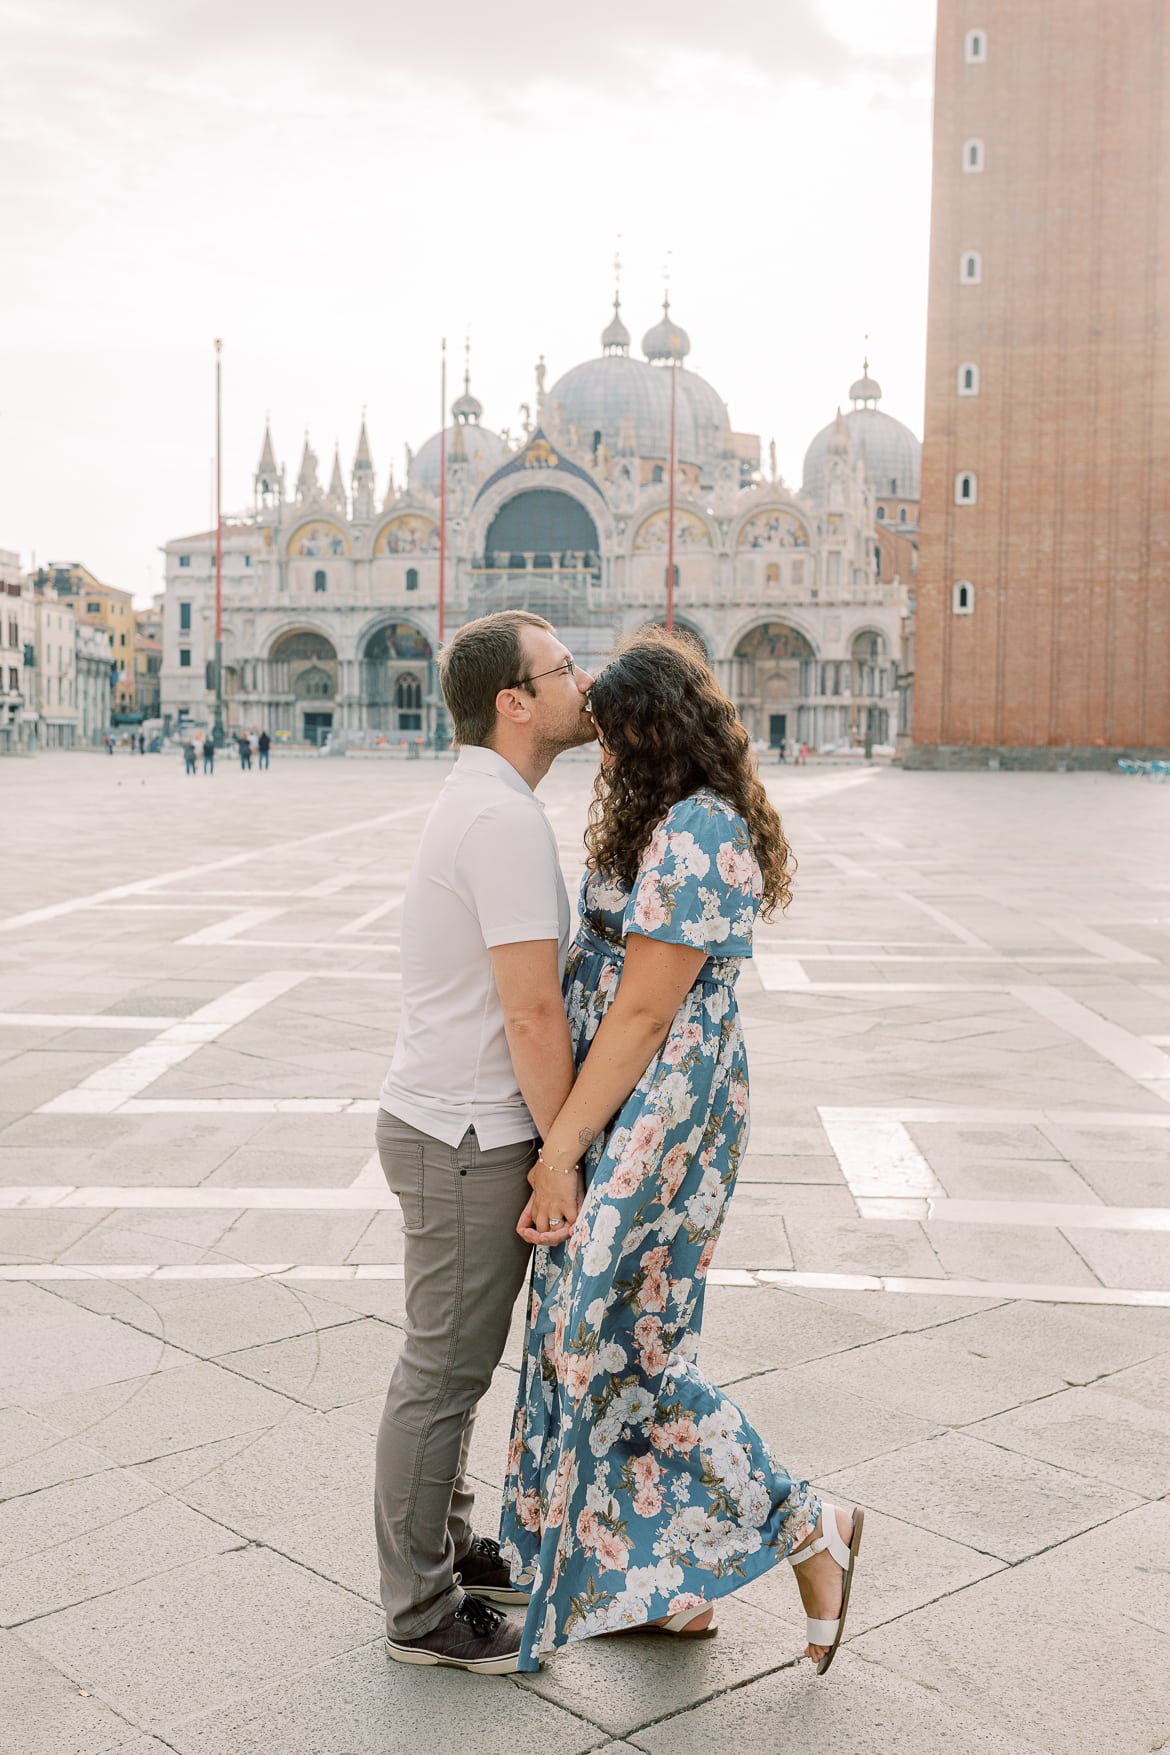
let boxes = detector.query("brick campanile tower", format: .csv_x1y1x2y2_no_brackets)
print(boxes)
910,1,1170,766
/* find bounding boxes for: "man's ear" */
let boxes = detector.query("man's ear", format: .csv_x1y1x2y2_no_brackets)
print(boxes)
495,685,532,726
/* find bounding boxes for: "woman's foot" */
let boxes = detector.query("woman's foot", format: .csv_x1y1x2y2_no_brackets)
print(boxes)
647,1605,715,1635
790,1506,855,1665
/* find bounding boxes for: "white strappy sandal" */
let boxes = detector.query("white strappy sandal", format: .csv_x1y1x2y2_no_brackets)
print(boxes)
608,1602,717,1639
787,1502,864,1675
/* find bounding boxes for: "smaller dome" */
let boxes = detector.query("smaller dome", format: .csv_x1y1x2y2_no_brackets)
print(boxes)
451,371,483,425
409,422,506,496
601,296,631,356
642,296,691,364
849,359,883,406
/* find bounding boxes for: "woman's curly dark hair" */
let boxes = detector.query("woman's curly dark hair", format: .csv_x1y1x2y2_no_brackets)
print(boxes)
585,627,795,916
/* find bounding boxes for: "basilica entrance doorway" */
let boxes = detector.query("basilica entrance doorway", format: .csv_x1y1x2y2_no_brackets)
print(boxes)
769,712,787,749
303,710,333,746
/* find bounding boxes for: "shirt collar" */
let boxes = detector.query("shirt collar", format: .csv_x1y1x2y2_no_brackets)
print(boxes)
454,744,537,801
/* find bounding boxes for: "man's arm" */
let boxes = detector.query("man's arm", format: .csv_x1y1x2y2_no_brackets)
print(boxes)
489,937,574,1143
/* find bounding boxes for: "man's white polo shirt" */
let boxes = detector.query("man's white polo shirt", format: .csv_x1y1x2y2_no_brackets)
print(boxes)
379,745,571,1148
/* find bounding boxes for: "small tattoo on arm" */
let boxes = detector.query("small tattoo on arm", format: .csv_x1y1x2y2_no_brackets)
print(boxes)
577,1127,597,1148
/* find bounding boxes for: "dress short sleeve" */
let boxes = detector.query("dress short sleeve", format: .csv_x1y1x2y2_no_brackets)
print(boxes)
622,791,762,958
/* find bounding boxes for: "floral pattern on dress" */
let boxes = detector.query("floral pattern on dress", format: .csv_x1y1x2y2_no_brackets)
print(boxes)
499,789,819,1670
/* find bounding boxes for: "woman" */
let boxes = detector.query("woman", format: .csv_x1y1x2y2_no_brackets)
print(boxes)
499,629,862,1675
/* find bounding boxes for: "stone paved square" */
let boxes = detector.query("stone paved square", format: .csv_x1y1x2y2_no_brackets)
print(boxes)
2,751,1170,1753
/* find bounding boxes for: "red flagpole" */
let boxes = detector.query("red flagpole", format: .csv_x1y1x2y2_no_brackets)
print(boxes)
438,338,447,647
213,338,224,744
665,336,678,633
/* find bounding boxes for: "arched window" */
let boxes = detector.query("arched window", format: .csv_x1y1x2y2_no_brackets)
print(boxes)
953,580,974,614
313,569,327,593
964,138,985,172
955,471,978,504
765,561,780,585
958,362,980,395
876,506,886,520
961,251,983,284
899,506,908,523
965,28,987,63
395,671,422,731
405,567,419,592
651,464,664,484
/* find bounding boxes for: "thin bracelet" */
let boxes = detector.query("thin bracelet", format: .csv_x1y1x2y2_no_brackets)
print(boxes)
536,1147,580,1177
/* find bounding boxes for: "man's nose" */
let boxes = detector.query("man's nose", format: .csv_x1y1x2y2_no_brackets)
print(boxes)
576,666,594,693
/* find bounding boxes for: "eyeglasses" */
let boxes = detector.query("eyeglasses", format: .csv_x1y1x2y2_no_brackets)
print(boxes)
509,656,576,692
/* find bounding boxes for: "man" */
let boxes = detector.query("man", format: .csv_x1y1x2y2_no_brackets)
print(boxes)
258,729,270,770
375,610,594,1675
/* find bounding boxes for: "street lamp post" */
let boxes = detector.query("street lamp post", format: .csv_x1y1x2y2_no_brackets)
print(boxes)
212,339,225,747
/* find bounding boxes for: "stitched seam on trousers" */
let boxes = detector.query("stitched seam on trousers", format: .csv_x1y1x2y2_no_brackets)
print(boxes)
402,1140,467,1613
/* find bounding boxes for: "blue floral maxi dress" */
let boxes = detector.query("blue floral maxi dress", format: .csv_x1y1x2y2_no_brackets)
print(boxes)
499,790,820,1671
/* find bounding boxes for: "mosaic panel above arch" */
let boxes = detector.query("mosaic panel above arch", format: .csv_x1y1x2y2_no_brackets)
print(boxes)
737,508,810,550
363,621,433,662
374,516,440,556
734,621,815,661
287,521,350,559
633,509,712,552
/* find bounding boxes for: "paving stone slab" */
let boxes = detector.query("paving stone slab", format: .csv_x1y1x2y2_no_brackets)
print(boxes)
218,1317,400,1410
0,1628,144,1755
0,1294,188,1408
0,1491,240,1625
0,1406,122,1499
37,1359,302,1465
823,1429,1141,1562
20,1544,379,1733
970,1384,1170,1498
166,1638,602,1755
925,1298,1168,1385
212,1208,374,1265
784,1217,942,1278
850,1502,1170,1755
132,1407,373,1538
0,1467,159,1570
519,1595,798,1739
737,1152,844,1184
731,1367,941,1481
783,1325,1066,1427
693,1284,893,1385
923,1219,1100,1285
630,1649,1049,1755
1059,1226,1170,1291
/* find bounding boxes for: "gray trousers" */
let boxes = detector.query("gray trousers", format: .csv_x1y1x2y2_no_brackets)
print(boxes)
374,1108,535,1638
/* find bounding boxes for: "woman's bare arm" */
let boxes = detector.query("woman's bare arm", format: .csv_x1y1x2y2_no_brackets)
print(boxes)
522,933,707,1238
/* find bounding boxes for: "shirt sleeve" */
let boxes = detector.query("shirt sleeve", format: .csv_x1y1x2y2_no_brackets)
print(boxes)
456,799,564,947
622,795,761,956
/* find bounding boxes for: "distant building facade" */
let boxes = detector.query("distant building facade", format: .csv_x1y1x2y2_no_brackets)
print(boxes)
33,588,78,748
162,303,920,751
0,549,35,754
134,605,162,720
33,563,134,718
75,620,114,745
911,1,1170,763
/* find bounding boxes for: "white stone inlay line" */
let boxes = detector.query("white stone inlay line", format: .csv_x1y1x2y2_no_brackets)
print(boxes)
753,957,811,990
177,908,288,946
0,1013,181,1032
36,972,307,1115
819,1105,1170,1126
818,1112,945,1201
0,802,430,934
1011,985,1170,1085
1045,920,1157,965
1,1261,1168,1308
335,893,405,936
854,1196,1170,1232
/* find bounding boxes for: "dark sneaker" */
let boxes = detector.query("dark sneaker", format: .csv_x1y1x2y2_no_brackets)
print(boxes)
385,1595,524,1674
456,1535,531,1606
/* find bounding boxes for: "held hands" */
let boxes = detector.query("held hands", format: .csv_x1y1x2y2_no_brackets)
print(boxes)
516,1151,583,1247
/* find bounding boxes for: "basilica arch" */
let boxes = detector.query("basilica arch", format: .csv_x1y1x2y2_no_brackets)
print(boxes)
357,618,434,736
265,627,339,745
731,620,818,750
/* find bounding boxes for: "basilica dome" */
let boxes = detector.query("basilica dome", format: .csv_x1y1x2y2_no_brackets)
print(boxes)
546,297,731,465
409,372,507,497
802,367,921,503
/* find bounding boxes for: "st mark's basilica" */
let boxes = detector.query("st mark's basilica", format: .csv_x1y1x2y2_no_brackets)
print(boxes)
160,296,921,751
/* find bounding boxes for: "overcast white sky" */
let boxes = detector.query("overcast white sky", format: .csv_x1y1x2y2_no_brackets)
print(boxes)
0,0,936,604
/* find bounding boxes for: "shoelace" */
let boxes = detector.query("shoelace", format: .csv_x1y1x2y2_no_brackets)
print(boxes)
454,1594,504,1639
471,1536,503,1564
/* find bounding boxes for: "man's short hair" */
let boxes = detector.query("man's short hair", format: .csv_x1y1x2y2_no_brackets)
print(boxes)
440,611,553,747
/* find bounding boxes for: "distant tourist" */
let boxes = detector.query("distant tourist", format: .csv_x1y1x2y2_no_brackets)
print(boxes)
202,736,215,775
248,728,259,764
138,732,146,755
182,740,196,776
237,733,251,770
778,735,788,763
498,631,863,1677
258,729,270,770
